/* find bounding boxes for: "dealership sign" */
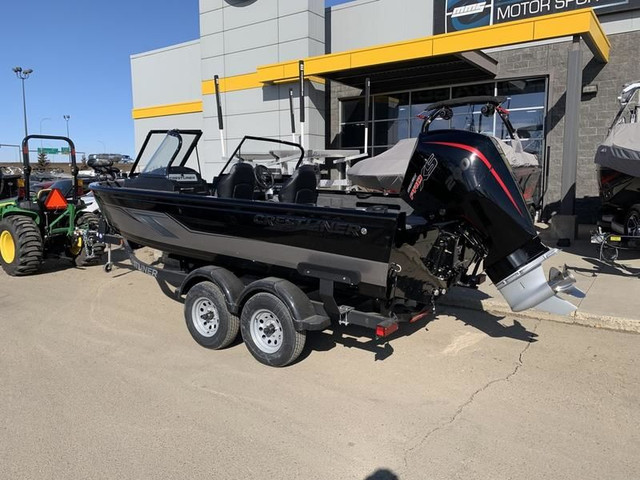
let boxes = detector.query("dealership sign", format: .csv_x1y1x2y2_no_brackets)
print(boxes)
434,0,640,34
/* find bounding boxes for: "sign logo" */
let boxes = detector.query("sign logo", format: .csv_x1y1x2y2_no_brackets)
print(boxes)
408,153,438,200
452,1,486,17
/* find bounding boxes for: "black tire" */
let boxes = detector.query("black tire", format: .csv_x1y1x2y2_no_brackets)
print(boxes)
624,208,640,237
71,211,105,266
0,216,43,276
240,292,306,367
184,281,239,349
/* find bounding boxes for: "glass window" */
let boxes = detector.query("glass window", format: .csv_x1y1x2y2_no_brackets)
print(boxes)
373,119,410,146
497,79,546,110
340,123,366,148
373,93,410,120
411,88,450,117
452,83,494,99
501,108,545,155
341,98,365,123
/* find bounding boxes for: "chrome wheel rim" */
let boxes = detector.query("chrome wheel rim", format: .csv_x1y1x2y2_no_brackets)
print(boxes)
250,308,283,353
192,297,219,338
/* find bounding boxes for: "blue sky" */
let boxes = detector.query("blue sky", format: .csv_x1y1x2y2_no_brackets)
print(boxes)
1,0,353,162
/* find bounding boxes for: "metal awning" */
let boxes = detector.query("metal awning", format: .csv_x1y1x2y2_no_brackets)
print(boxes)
320,51,497,91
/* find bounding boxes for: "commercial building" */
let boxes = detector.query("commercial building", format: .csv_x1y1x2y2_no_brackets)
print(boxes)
130,0,640,225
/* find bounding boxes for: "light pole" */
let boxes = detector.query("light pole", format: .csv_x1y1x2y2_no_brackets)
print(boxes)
63,115,70,137
12,67,33,137
97,140,106,153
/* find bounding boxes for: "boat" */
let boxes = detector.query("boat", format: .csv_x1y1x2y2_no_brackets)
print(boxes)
594,81,640,239
90,128,580,366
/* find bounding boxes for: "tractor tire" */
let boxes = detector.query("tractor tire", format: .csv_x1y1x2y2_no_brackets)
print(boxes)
0,216,44,276
71,212,105,266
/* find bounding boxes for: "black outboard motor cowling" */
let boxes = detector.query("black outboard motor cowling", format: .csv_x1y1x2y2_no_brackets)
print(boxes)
402,130,546,283
402,130,579,314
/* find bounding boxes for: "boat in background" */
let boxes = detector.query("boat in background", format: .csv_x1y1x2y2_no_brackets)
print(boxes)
595,81,640,238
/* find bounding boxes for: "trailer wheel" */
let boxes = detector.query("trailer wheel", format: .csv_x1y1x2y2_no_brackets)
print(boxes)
184,281,239,349
624,208,640,237
240,292,306,367
0,216,43,276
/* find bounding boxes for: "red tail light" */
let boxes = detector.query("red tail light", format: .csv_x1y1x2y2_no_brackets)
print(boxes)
376,322,398,338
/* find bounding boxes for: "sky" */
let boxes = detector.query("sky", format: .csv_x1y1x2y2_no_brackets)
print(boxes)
1,0,353,162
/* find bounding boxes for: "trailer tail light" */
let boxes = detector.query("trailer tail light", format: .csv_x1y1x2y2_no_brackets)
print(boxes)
410,310,431,323
44,189,68,210
76,179,84,197
376,321,398,338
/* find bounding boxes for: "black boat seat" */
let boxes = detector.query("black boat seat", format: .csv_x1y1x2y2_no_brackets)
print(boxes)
278,164,318,204
215,162,255,200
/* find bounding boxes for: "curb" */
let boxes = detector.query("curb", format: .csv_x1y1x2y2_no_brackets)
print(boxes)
438,293,640,334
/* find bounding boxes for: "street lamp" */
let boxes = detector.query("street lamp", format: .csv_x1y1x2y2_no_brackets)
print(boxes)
12,66,33,137
63,115,70,137
97,140,106,153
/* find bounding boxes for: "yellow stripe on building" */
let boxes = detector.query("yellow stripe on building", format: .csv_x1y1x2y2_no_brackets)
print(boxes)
132,100,203,120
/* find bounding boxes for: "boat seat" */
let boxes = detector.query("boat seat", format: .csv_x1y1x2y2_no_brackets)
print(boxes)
278,164,318,204
215,162,255,200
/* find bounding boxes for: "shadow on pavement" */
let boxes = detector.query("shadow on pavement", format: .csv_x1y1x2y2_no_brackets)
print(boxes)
442,304,539,343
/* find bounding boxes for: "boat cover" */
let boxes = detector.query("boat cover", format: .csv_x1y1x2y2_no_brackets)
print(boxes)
348,136,538,192
594,123,640,177
494,138,539,168
347,138,417,192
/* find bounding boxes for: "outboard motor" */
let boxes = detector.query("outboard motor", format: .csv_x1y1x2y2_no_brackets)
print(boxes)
402,129,579,314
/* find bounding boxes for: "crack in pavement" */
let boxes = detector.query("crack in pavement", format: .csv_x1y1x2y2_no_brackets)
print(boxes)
402,320,540,470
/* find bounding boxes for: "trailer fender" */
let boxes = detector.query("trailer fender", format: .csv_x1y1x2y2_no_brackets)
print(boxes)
179,266,244,313
238,277,329,332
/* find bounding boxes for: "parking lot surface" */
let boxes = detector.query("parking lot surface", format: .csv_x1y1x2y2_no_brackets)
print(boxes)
1,258,638,480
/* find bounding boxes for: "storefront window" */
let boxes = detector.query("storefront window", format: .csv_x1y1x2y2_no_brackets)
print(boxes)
339,78,547,158
373,93,410,120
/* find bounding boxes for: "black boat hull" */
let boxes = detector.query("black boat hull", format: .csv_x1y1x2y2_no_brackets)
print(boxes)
93,185,400,291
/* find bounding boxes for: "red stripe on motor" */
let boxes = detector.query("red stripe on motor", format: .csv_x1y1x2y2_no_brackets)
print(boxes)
425,141,523,216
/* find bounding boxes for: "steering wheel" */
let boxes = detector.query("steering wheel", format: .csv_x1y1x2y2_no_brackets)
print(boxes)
254,164,274,190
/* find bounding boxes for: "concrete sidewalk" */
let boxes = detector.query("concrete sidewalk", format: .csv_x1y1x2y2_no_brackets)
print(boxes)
440,224,640,333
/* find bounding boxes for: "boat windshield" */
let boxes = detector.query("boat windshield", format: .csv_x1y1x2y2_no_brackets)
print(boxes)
131,130,202,176
142,134,180,175
222,136,304,176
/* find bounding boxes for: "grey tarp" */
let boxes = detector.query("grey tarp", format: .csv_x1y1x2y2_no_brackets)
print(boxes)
347,138,417,192
494,138,539,167
594,123,640,177
347,136,539,192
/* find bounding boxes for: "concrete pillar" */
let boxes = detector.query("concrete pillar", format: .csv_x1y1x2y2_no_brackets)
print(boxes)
552,36,582,243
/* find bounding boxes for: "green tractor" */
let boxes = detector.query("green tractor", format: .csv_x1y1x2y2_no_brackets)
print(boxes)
0,135,104,276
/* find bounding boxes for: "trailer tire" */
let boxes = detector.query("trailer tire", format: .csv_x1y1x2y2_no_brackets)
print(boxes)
0,216,43,276
185,281,239,350
240,292,306,367
624,208,640,237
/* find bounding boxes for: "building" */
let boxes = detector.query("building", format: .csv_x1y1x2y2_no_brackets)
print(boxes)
130,0,640,228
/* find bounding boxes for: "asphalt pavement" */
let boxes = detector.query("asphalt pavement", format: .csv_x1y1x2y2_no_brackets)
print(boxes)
0,246,638,480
